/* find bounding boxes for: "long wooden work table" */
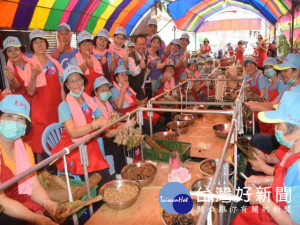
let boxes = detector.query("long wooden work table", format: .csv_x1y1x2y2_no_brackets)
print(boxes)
86,113,233,225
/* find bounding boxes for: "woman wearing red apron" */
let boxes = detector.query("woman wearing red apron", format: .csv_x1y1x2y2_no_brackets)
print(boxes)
110,65,159,135
93,28,125,83
257,35,268,70
246,57,287,135
24,29,64,162
108,26,128,78
70,31,103,96
243,58,269,98
93,77,129,175
233,92,300,224
179,59,205,101
0,95,58,225
235,40,245,66
200,38,211,55
2,36,32,105
161,39,183,82
51,65,112,187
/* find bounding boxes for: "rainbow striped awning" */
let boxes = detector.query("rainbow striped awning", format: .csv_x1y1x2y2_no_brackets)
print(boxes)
0,0,158,37
168,0,291,32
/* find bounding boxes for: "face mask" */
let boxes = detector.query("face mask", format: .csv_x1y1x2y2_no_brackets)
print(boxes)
264,68,277,78
206,65,212,70
287,78,295,86
275,128,294,148
100,91,112,101
198,66,203,71
0,120,26,141
70,86,84,98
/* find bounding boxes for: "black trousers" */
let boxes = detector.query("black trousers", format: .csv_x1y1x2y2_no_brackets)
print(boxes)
0,213,26,225
79,168,114,193
103,137,127,174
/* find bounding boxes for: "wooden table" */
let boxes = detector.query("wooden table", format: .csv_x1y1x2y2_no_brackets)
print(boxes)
86,112,233,225
178,113,234,159
86,161,206,225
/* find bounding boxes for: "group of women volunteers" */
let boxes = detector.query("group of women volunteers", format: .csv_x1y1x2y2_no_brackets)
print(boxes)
0,17,300,225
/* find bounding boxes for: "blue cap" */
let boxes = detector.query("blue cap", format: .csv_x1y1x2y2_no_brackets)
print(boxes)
29,29,46,41
3,36,21,50
205,57,214,63
150,34,161,42
191,51,198,57
196,58,205,64
0,95,31,122
274,53,300,70
128,42,134,47
63,65,83,83
258,91,300,125
57,23,71,32
114,27,126,36
180,33,190,42
114,65,130,75
171,39,181,47
243,57,256,67
188,59,197,66
147,18,157,26
97,28,110,40
164,60,175,69
94,77,112,90
263,57,277,68
78,31,92,44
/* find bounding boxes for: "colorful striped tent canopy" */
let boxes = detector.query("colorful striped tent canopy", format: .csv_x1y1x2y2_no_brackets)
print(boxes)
0,0,158,38
168,0,292,32
278,4,300,44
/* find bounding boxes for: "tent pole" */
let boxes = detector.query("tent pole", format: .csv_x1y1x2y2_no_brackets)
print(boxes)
290,0,296,52
194,32,197,51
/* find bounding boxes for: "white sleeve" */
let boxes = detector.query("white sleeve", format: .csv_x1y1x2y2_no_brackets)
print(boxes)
128,57,142,77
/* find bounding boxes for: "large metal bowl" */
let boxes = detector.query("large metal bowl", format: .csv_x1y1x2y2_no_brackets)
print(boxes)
153,131,178,141
198,159,234,177
167,121,190,134
99,179,141,210
175,114,197,125
121,162,157,186
212,123,231,139
186,105,207,117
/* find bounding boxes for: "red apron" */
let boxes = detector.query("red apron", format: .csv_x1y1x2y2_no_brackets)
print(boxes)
162,54,182,82
236,48,244,65
28,65,61,154
109,55,121,82
0,150,43,213
51,104,108,175
11,65,32,105
84,67,101,96
258,78,281,135
232,152,300,225
257,45,267,68
113,92,159,125
202,45,211,54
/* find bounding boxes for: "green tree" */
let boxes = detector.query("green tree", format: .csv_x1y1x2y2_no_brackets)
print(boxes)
277,34,291,56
